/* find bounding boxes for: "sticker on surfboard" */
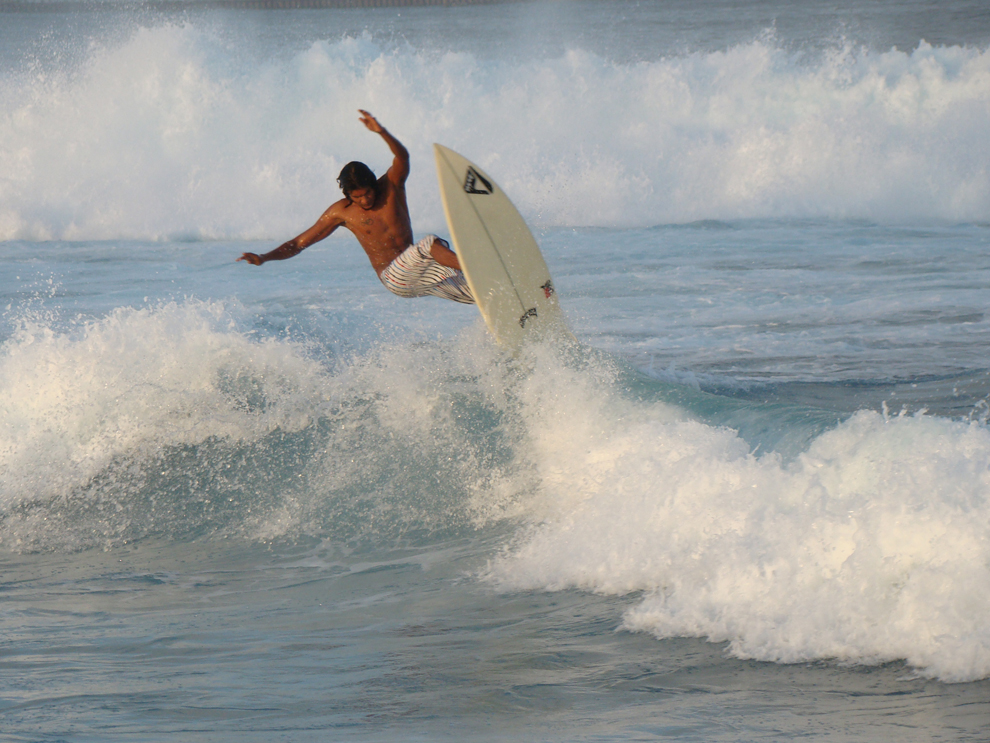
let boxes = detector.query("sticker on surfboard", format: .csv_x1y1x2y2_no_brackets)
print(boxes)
463,167,493,195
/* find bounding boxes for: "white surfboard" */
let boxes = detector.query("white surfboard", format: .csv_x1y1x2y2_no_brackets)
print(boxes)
434,144,570,350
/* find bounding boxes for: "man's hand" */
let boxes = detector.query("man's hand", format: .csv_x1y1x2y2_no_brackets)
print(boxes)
359,109,384,134
237,252,264,265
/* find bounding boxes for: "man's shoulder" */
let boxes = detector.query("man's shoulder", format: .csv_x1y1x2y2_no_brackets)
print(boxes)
323,197,352,218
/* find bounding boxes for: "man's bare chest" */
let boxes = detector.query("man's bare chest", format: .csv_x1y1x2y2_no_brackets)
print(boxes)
347,201,400,232
354,212,387,232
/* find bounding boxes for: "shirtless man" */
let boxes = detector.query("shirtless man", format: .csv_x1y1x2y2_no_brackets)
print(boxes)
237,110,474,304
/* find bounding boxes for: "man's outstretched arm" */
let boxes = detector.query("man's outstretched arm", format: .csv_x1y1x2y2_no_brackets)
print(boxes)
238,205,344,266
359,109,409,184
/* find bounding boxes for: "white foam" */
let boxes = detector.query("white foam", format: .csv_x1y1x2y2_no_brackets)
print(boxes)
0,300,329,511
485,348,990,683
0,303,507,550
2,297,988,680
1,27,989,240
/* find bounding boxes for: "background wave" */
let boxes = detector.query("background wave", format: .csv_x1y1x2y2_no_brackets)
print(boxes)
2,24,989,240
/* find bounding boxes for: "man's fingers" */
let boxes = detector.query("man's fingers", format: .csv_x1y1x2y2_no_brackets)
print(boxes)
358,109,380,129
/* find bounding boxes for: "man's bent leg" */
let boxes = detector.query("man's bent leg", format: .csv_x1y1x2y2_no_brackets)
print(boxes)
429,238,463,271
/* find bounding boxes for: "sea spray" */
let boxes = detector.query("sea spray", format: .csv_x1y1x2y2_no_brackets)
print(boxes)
3,296,989,681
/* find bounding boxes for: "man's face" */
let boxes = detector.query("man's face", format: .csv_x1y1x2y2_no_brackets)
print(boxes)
349,187,376,210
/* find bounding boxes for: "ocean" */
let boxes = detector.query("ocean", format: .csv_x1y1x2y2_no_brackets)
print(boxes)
2,0,990,739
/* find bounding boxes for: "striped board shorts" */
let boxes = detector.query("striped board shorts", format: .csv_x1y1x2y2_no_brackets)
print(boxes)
379,235,475,304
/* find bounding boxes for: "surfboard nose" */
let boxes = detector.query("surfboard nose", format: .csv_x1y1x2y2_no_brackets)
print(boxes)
434,144,572,350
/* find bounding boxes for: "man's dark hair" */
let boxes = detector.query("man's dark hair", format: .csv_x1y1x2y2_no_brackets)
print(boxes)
337,161,377,198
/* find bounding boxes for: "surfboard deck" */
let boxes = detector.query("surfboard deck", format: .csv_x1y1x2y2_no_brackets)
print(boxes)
434,144,571,350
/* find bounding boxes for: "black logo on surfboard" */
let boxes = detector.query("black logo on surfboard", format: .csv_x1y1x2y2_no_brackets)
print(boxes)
519,308,538,327
464,167,493,195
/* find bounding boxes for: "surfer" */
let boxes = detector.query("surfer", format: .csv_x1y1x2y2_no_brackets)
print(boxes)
237,110,474,304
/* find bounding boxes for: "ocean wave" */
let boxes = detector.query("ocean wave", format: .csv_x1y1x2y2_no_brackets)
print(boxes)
1,25,989,240
2,297,989,682
0,300,507,550
484,350,990,683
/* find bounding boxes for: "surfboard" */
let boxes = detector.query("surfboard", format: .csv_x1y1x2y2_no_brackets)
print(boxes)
434,144,571,350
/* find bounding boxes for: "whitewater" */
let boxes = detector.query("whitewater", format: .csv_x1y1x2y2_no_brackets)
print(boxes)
3,10,990,240
2,1,990,740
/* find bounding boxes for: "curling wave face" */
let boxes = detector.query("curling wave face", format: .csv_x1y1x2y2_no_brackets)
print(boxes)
0,300,512,550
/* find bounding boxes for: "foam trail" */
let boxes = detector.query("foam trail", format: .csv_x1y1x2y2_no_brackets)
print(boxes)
485,348,990,683
1,26,989,240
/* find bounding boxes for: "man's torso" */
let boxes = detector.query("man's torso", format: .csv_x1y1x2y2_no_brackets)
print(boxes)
338,175,414,274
